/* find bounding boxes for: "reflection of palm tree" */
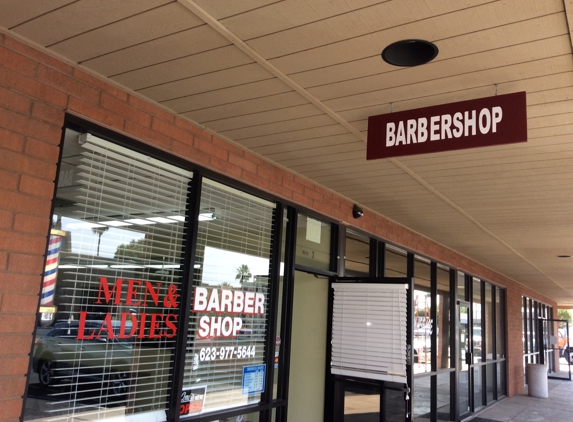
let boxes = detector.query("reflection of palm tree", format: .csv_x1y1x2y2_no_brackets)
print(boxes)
91,226,109,256
235,265,252,285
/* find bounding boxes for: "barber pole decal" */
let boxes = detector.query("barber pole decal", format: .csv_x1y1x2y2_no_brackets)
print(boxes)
41,235,61,306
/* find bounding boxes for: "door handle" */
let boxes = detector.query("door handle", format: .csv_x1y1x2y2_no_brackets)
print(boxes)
465,351,472,365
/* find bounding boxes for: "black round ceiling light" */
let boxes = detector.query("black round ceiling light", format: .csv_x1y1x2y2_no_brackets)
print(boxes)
382,39,439,67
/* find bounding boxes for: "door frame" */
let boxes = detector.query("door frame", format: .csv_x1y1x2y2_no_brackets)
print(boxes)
540,318,571,381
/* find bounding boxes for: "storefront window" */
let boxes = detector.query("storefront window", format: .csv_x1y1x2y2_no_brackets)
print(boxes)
295,214,331,271
473,278,482,364
182,179,276,416
345,229,370,276
496,288,506,359
385,245,407,277
457,271,466,301
485,285,494,361
24,130,192,421
437,265,451,369
414,257,432,374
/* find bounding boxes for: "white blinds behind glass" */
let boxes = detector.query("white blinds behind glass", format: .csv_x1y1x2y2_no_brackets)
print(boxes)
331,283,408,383
37,132,191,422
182,179,275,416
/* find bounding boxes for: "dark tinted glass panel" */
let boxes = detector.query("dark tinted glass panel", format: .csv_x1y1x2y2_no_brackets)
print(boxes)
486,363,495,404
436,372,451,421
496,288,506,359
414,257,432,374
473,279,482,364
473,366,483,409
485,285,494,361
385,389,406,422
457,271,466,301
344,383,380,422
497,361,507,397
413,376,431,421
295,214,331,271
437,266,450,369
385,245,407,277
345,229,370,276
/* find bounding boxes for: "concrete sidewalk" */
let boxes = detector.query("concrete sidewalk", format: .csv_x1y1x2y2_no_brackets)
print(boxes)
470,378,573,422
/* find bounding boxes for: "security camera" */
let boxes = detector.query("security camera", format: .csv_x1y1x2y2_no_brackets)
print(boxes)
352,205,364,219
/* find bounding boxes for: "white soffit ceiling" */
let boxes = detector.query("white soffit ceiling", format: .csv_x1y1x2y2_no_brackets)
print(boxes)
3,0,573,305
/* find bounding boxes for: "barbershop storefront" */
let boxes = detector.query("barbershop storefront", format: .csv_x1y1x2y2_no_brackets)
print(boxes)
19,116,512,422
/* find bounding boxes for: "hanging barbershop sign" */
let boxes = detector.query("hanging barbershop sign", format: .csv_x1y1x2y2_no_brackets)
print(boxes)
366,91,527,160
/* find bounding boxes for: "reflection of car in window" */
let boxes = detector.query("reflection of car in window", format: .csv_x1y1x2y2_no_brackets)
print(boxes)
32,320,133,401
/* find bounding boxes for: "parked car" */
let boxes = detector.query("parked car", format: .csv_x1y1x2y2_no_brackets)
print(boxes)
32,320,133,400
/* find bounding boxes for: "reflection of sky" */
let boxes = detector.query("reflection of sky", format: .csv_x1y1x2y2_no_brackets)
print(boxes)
202,246,269,287
58,216,145,259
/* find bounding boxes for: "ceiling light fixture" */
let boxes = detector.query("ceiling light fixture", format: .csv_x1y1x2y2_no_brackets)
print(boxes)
557,255,572,258
382,39,438,67
199,212,217,221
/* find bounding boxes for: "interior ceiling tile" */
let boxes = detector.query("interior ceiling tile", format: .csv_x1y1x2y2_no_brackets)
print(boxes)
221,114,336,141
161,78,293,113
0,0,76,28
183,92,308,123
204,103,323,132
10,0,172,47
138,63,273,102
49,2,201,62
83,24,230,77
111,45,253,91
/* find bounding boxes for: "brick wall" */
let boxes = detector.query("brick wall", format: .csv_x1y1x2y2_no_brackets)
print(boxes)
0,33,557,420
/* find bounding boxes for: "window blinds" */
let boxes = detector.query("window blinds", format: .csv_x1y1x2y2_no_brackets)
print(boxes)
34,132,191,422
182,179,275,416
331,283,408,383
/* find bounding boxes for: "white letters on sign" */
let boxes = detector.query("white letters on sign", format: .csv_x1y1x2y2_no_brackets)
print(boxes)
386,106,502,147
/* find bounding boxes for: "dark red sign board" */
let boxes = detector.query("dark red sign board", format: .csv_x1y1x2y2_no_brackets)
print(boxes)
367,92,527,160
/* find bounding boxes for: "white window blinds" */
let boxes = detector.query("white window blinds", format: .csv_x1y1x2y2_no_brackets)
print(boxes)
28,130,192,422
331,283,408,384
182,179,276,417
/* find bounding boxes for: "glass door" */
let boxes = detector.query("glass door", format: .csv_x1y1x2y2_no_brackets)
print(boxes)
329,276,412,422
458,301,471,418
